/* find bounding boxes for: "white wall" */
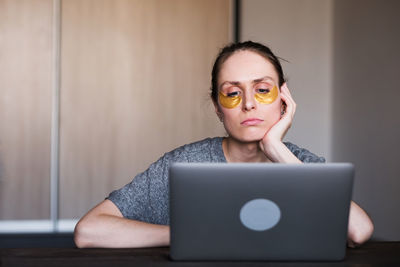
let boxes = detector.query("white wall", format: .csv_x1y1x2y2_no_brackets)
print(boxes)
241,0,333,161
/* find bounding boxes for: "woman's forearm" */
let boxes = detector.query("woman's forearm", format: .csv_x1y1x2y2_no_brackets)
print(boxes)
74,200,170,248
74,214,170,248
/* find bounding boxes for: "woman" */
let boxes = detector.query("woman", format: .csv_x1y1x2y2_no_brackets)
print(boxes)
74,41,374,248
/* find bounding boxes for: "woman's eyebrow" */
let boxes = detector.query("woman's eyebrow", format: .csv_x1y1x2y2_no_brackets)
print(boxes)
220,76,274,89
219,81,240,89
252,76,274,83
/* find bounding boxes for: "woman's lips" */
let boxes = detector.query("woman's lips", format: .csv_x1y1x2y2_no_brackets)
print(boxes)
241,118,264,126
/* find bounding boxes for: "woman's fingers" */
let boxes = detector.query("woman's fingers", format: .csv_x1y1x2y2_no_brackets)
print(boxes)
280,84,296,119
282,83,294,99
267,84,296,138
277,94,293,131
280,91,292,119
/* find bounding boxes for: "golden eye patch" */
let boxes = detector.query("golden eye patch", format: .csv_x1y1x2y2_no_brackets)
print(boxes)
219,91,242,109
254,85,278,105
218,85,279,109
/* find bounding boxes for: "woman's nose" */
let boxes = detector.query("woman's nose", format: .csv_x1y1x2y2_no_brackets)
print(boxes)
242,92,256,111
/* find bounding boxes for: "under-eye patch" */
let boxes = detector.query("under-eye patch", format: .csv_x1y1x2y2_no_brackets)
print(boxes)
219,91,242,109
218,85,279,109
255,85,279,105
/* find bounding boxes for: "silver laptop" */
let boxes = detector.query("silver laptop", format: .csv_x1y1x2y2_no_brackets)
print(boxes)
169,163,354,261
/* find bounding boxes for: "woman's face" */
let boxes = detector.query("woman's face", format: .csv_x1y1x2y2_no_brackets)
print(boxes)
215,50,282,143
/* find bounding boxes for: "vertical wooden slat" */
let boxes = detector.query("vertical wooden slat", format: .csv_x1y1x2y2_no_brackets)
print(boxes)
0,0,53,219
59,0,230,219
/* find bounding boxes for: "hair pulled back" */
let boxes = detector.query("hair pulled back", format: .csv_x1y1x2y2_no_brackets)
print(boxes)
210,41,286,103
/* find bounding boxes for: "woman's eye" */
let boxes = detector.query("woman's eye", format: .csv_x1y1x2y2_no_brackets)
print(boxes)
256,88,270,94
227,91,240,97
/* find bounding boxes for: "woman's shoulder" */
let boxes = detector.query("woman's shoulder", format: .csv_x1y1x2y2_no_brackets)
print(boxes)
163,137,226,163
284,142,326,163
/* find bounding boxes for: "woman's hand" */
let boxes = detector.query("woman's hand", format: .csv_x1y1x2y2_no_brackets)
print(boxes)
259,83,300,163
263,83,296,144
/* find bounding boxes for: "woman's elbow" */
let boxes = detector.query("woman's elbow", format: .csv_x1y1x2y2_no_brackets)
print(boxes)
74,219,94,248
349,219,374,246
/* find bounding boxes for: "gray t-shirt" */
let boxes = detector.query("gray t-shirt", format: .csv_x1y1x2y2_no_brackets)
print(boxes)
107,137,325,225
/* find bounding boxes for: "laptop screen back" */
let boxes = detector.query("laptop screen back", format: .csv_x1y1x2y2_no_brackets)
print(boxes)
169,163,354,261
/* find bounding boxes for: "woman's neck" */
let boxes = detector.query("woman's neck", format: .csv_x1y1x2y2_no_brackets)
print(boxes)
222,137,271,163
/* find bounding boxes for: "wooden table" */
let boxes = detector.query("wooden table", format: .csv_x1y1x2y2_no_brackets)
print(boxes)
1,242,399,267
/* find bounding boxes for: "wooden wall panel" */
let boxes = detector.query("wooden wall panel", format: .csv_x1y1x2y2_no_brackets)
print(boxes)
0,0,53,219
60,0,230,218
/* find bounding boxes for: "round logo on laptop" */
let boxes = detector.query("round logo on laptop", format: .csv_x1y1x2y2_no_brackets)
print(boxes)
239,198,281,231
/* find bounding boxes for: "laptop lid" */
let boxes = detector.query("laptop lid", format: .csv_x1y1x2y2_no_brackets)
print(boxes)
169,163,354,261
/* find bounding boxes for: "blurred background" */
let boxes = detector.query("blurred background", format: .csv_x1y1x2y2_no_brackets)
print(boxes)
0,0,399,246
